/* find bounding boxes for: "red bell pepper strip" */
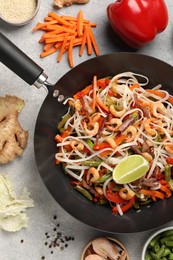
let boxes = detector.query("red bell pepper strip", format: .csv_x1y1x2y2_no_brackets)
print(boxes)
107,0,168,48
166,157,173,165
93,142,111,151
112,196,135,214
106,191,126,204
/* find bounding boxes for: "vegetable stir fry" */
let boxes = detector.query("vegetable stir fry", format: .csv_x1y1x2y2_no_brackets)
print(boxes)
55,72,173,215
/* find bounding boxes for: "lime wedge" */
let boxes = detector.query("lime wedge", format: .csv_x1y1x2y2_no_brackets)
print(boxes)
113,155,150,184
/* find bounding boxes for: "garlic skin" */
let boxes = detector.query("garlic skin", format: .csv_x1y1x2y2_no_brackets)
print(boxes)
92,237,120,260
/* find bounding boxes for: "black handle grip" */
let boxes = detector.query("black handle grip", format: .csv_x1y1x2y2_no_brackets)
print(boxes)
0,32,43,86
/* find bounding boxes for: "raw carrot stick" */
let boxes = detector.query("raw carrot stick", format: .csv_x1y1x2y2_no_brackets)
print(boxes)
62,16,90,24
45,24,62,30
79,25,87,56
44,43,55,51
32,21,58,31
77,10,84,37
48,12,71,26
40,47,58,58
85,25,92,55
72,37,83,46
88,25,100,56
45,25,74,34
57,34,69,62
33,11,100,67
90,23,97,27
55,41,63,49
43,34,66,39
39,37,45,43
61,16,77,22
42,29,64,38
44,16,54,21
68,37,75,68
45,35,71,43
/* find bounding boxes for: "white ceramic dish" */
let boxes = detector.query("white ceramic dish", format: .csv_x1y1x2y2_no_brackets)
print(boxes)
141,226,173,260
0,0,41,26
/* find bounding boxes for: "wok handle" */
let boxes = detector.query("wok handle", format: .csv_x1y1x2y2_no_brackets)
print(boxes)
0,32,48,88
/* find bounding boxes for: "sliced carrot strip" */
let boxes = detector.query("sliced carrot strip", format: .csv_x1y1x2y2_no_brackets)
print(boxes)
96,96,109,113
57,34,69,62
33,11,100,67
92,76,97,112
48,12,71,26
160,185,172,198
140,189,165,200
129,83,140,91
146,89,173,104
79,25,87,56
73,84,93,99
68,37,75,68
77,10,84,37
88,25,100,56
32,21,58,31
85,25,92,55
40,47,58,58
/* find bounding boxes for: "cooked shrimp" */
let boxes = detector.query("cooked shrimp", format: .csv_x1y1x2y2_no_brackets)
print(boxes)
86,167,100,185
123,126,137,142
150,102,166,119
142,152,153,162
106,118,122,132
88,113,101,126
70,140,84,151
106,138,117,149
165,143,173,154
109,104,126,118
144,118,158,136
74,99,82,111
83,122,99,137
94,186,104,196
119,188,135,200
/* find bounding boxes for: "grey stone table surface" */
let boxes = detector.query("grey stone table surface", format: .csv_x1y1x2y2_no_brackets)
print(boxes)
1,0,173,259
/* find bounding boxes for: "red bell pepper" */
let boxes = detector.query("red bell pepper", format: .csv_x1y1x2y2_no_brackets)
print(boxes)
107,0,168,48
106,191,126,204
112,196,135,214
166,157,173,165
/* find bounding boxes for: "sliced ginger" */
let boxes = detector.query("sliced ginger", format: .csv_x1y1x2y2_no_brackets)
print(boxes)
0,95,28,164
54,0,89,8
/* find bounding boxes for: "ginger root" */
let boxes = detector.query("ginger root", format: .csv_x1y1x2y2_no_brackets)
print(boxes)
0,95,28,164
54,0,89,8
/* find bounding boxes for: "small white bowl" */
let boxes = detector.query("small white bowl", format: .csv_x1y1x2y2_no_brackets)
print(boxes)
0,0,41,26
141,226,173,260
81,237,130,260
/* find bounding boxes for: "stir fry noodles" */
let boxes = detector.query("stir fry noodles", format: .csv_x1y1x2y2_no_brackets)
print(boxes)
55,72,173,215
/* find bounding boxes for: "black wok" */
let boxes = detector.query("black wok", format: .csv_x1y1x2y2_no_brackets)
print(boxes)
1,32,173,233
